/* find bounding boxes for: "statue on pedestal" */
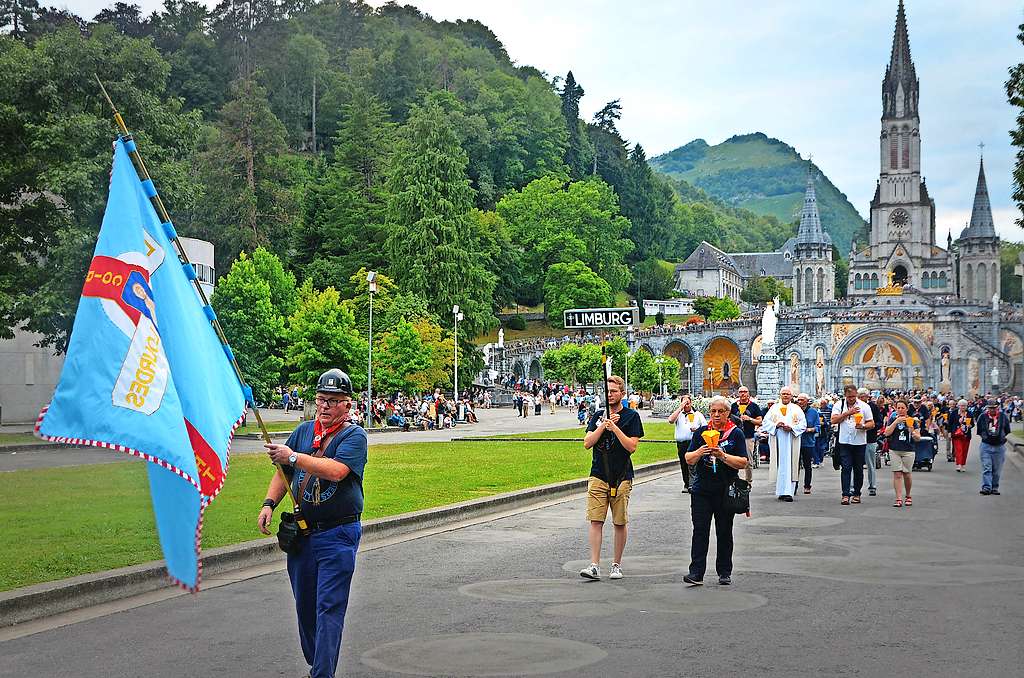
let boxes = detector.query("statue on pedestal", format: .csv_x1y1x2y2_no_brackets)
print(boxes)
761,297,778,347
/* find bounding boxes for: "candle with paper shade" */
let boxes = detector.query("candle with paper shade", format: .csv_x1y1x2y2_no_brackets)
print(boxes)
854,411,863,426
701,429,721,472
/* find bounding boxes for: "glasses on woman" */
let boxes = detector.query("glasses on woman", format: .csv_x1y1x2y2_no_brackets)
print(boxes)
315,396,351,409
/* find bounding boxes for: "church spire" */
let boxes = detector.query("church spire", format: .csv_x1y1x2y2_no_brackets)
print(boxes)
883,0,919,118
962,155,996,238
796,167,826,245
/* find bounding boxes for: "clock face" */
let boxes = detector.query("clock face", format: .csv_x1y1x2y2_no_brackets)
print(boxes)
890,209,909,228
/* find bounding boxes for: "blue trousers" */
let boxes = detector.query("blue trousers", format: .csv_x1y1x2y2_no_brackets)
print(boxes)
814,438,828,466
287,522,361,678
979,442,1006,492
837,443,866,497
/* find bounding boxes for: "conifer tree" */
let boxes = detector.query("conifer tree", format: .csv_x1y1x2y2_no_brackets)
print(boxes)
384,100,496,338
559,71,594,179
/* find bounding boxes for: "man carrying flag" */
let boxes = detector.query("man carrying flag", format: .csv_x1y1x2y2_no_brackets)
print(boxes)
258,369,368,678
36,137,246,590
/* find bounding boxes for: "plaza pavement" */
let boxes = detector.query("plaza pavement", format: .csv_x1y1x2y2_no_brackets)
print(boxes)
3,435,1023,677
0,405,584,472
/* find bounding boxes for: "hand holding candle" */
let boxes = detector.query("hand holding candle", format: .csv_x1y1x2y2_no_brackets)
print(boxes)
702,429,721,472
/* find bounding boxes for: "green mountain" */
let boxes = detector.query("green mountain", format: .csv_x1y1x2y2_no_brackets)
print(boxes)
650,132,866,252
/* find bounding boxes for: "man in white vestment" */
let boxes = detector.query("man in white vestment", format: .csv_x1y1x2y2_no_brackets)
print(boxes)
762,386,807,501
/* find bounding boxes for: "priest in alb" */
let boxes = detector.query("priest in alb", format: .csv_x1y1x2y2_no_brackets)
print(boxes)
762,386,807,501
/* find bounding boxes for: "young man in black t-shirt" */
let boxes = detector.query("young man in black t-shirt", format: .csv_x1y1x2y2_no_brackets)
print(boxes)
580,375,644,580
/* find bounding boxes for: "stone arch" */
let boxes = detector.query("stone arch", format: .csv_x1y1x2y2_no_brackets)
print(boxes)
871,273,879,289
804,267,813,301
855,273,862,290
834,327,931,392
639,344,655,356
701,336,741,395
529,358,542,380
977,262,988,300
512,360,525,378
1001,330,1024,393
939,271,947,288
664,340,694,394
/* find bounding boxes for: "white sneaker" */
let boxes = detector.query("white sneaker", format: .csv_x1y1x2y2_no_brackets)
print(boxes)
579,563,601,580
609,563,623,579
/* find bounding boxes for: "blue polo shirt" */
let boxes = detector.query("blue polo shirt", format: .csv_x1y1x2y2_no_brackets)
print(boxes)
802,406,819,449
285,421,367,522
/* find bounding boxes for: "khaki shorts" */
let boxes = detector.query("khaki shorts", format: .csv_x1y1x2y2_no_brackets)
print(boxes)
586,477,632,525
890,450,914,473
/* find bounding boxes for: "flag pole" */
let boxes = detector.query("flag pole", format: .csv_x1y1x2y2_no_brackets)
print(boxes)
94,76,304,522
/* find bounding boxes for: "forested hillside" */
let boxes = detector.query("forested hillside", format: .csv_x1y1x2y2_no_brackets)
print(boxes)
1,0,804,396
651,132,867,252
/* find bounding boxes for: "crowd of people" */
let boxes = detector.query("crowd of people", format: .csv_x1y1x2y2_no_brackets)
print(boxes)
347,389,490,432
581,376,1019,588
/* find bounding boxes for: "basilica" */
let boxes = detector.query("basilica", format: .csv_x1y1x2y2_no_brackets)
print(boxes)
668,0,1021,397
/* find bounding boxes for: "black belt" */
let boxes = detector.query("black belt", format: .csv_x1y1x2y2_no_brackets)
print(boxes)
309,514,360,531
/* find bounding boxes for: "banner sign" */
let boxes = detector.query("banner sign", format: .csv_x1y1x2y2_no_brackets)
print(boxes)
563,307,639,329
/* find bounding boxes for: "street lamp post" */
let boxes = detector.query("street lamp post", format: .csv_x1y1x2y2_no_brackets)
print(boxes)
659,356,667,399
366,271,377,428
684,362,693,396
707,367,714,398
453,305,464,403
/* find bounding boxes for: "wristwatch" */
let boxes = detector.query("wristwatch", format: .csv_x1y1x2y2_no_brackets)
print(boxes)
288,452,298,465
262,498,276,509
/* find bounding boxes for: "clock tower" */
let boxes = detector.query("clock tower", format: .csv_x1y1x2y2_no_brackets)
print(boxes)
848,0,955,298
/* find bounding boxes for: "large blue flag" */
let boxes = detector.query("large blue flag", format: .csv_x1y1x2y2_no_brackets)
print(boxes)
36,138,246,590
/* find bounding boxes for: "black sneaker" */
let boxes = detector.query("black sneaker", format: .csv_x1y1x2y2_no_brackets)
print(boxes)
718,576,732,585
683,574,703,586
991,489,1001,495
869,488,877,496
980,489,991,495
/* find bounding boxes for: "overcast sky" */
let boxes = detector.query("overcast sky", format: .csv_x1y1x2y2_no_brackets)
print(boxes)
63,0,1024,241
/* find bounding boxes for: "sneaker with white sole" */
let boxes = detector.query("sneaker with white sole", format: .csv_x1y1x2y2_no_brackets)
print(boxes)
579,563,601,580
609,563,623,579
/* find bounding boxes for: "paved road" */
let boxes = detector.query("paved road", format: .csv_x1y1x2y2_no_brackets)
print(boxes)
0,406,584,472
3,438,1023,677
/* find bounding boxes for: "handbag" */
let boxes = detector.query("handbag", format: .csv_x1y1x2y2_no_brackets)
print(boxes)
724,477,751,515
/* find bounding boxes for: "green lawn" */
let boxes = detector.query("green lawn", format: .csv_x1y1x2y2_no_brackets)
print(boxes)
505,421,676,441
235,420,298,436
0,426,677,591
0,432,39,446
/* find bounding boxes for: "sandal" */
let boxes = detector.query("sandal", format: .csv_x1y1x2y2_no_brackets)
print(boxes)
841,497,850,505
851,496,861,504
904,496,912,506
893,499,903,507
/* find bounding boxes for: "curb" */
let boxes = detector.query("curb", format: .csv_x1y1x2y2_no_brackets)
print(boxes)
0,459,679,628
1,442,82,453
